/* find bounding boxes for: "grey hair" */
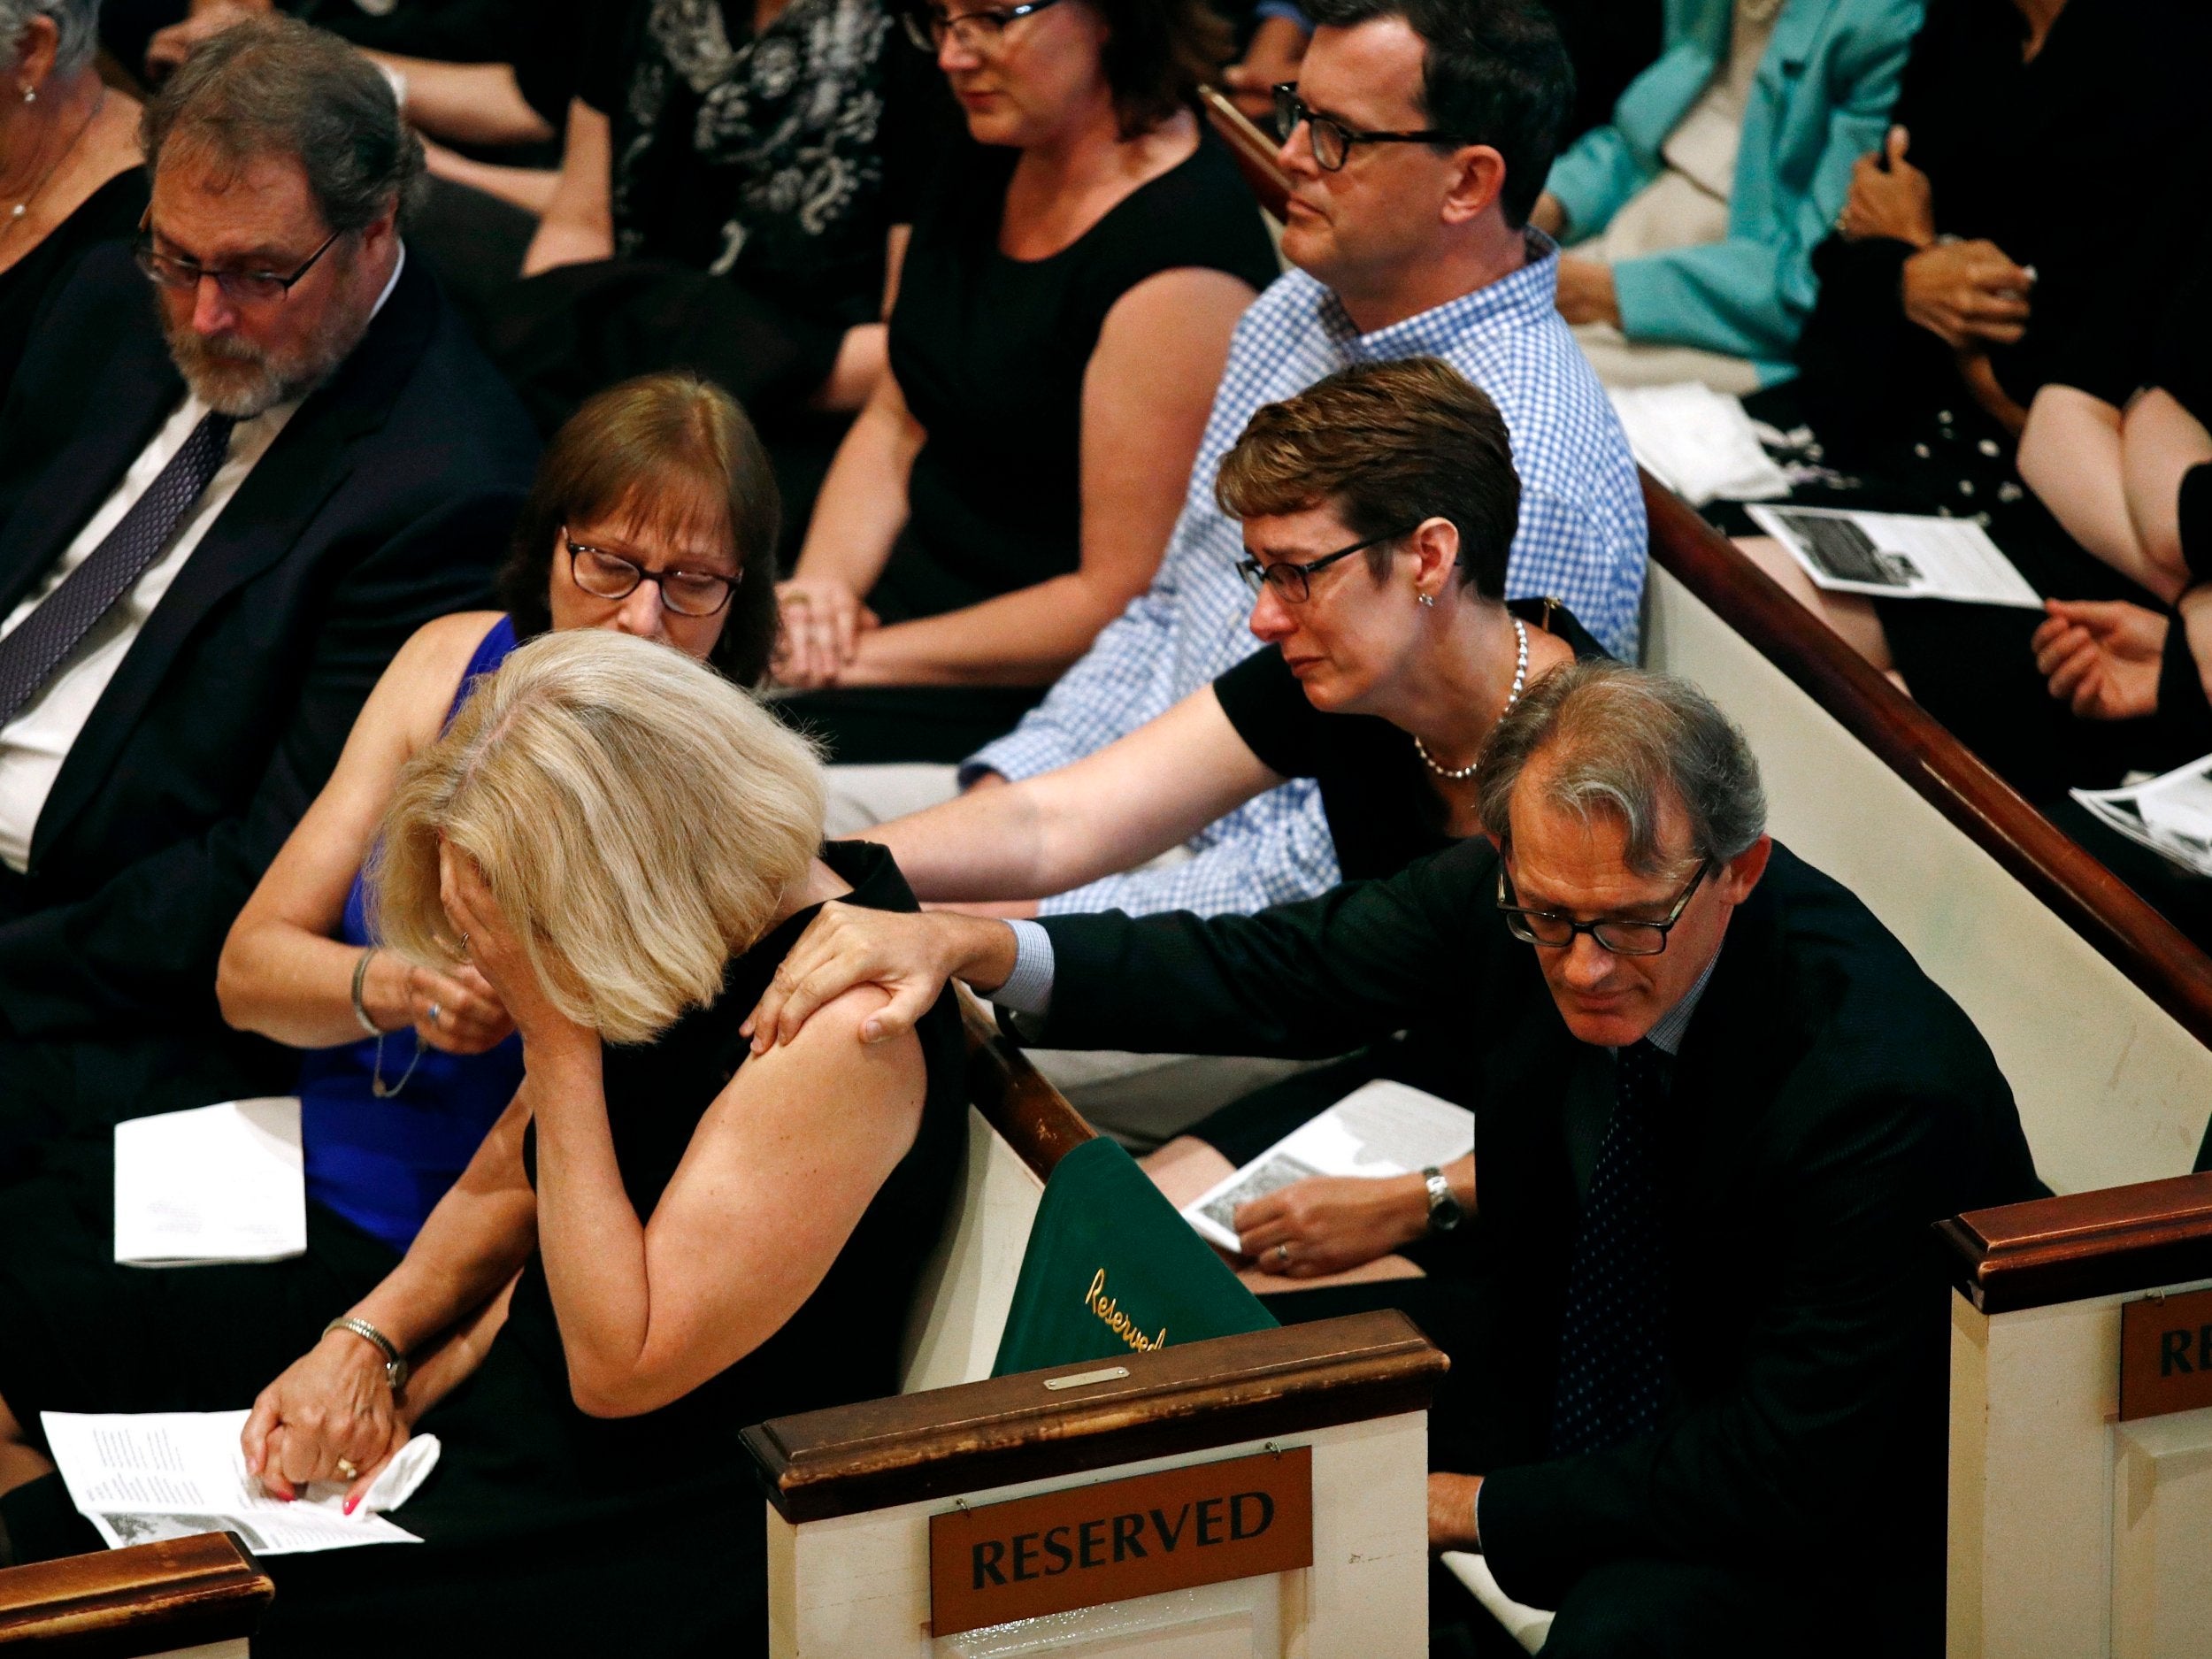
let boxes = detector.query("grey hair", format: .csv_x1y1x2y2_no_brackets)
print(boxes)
141,15,425,234
2,0,100,78
1476,660,1767,876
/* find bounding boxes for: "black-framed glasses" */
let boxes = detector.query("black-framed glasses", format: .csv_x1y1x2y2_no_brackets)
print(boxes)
565,536,740,618
1271,83,1468,172
1235,524,1417,604
1497,856,1713,956
134,221,345,305
902,0,1065,53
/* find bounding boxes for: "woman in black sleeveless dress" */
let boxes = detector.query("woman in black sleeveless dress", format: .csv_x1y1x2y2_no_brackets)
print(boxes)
0,634,965,1655
772,0,1279,763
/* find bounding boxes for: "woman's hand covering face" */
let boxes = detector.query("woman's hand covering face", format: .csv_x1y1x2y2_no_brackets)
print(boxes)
437,840,596,1056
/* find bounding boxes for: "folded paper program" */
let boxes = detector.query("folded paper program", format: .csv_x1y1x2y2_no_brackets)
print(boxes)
42,1409,441,1555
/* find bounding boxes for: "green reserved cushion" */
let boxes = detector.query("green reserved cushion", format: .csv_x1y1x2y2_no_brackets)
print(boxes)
993,1136,1277,1378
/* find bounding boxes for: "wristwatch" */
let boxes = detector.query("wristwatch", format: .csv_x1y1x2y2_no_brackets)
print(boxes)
324,1316,410,1397
1423,1165,1464,1233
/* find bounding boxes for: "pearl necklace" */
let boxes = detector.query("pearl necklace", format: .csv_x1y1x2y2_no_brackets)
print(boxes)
1,89,104,244
1415,617,1526,781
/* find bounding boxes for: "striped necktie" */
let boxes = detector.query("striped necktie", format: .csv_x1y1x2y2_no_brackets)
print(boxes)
0,410,237,729
1550,1038,1673,1455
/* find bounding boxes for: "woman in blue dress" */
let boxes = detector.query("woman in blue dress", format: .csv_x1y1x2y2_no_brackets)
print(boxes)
0,372,783,1461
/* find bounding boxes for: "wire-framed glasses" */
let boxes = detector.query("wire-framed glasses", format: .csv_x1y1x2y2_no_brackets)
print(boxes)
1271,83,1467,172
565,536,739,618
134,221,344,305
902,0,1065,52
1496,856,1714,956
1235,524,1417,603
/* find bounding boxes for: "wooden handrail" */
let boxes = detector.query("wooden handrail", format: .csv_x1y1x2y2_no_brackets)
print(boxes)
745,1310,1445,1523
960,990,1096,1183
1199,87,1290,222
1939,1171,2212,1314
0,1532,272,1655
1646,475,2212,1051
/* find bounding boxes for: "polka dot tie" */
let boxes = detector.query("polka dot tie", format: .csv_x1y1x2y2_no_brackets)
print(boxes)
1549,1038,1672,1456
0,411,236,730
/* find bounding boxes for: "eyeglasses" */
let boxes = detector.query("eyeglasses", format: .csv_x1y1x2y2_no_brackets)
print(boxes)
134,223,344,305
902,0,1065,53
1271,83,1468,172
1235,525,1417,604
1496,856,1714,956
565,537,739,618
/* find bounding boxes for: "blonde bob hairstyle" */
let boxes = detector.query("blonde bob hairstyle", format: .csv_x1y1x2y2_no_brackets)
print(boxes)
371,630,826,1044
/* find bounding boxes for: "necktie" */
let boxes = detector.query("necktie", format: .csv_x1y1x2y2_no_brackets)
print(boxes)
1550,1038,1673,1455
0,411,237,729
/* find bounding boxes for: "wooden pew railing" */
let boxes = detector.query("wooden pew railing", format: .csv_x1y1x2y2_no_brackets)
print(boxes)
1645,480,2212,1050
1940,1176,2212,1657
0,1532,271,1656
1199,88,1291,223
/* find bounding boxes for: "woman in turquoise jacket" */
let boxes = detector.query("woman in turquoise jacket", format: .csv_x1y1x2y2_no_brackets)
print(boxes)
1534,0,1924,387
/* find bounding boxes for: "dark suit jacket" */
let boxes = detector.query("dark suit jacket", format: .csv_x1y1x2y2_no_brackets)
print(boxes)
0,242,537,1047
1024,838,2041,1631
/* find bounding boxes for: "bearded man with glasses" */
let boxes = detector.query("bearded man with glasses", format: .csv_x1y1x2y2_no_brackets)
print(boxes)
744,659,2041,1656
0,16,534,1166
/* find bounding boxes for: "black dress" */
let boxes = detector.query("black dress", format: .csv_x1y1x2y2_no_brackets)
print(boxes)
0,842,967,1657
1189,598,1607,1165
1213,597,1605,887
1741,0,2212,800
0,168,145,397
484,0,955,442
780,128,1280,764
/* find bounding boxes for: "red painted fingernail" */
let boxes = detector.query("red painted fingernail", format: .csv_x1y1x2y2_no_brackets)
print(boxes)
343,1496,358,1516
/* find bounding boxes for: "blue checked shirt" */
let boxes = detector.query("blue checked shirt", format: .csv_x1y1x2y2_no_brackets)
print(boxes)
968,236,1647,918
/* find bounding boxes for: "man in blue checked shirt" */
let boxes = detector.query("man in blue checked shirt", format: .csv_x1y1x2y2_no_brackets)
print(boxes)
962,0,1647,919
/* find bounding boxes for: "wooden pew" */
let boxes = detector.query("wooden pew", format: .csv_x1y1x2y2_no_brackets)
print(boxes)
1200,88,1290,224
1640,480,2212,1192
750,1311,1445,1655
0,1532,270,1657
1941,1178,2212,1657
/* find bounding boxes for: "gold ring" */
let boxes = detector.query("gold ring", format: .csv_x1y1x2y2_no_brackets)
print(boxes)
334,1458,359,1480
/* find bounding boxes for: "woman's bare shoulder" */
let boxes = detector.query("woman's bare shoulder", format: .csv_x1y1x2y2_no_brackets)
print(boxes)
374,611,508,741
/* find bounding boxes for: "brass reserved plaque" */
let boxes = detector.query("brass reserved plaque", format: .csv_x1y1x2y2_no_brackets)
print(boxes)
2119,1286,2212,1422
928,1447,1314,1638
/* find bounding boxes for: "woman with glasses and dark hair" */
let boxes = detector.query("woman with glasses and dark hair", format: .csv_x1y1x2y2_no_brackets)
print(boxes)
770,0,1279,763
0,374,777,1471
861,359,1603,913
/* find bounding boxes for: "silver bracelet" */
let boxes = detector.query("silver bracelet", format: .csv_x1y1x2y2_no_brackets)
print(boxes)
324,1315,410,1396
349,947,385,1037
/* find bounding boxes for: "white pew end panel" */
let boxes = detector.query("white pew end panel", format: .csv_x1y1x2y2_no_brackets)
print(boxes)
1942,1173,2212,1658
745,1310,1444,1657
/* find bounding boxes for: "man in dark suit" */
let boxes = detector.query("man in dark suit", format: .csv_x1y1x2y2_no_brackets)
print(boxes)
0,16,536,1156
744,661,2043,1655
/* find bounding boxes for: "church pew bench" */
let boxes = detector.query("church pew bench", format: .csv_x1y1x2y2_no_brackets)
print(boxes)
1641,476,2212,1192
750,1310,1445,1657
1942,1174,2212,1658
0,1532,270,1657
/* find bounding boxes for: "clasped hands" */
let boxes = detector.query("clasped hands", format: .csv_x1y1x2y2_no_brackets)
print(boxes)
1840,127,2032,352
773,577,879,689
243,1324,409,1513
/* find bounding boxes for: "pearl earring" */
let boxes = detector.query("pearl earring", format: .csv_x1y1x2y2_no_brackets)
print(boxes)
19,85,34,104
1417,592,1436,609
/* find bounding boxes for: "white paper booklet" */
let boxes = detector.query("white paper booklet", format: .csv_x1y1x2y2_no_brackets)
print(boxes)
2071,755,2212,878
41,1411,437,1555
1608,382,1791,507
113,1097,306,1267
1179,1079,1475,1254
1746,503,2042,610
